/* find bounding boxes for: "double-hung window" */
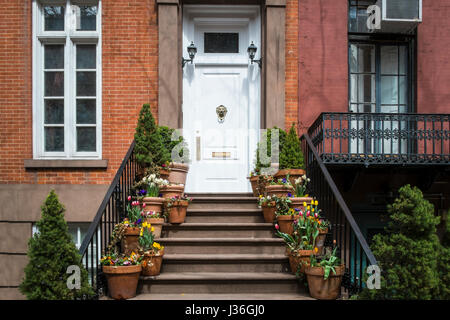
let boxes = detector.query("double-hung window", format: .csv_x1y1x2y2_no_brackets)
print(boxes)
33,1,101,159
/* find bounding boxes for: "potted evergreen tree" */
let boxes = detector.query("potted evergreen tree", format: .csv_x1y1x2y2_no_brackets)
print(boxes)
275,124,305,186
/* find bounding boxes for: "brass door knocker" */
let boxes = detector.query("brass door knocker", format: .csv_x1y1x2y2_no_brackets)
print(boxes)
216,105,227,123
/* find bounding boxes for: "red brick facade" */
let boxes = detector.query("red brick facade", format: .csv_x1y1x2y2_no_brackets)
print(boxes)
285,0,299,129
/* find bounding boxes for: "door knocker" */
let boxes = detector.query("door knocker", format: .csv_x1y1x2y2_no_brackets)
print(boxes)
216,105,228,123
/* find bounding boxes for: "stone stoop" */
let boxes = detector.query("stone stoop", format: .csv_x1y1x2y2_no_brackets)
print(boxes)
135,193,311,300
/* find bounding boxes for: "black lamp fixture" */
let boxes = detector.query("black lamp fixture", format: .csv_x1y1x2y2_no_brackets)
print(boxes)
247,41,262,68
182,41,197,68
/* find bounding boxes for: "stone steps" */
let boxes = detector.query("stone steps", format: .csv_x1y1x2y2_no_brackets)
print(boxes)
162,223,275,238
185,208,263,223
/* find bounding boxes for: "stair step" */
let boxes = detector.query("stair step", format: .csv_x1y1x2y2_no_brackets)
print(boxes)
130,293,313,300
138,272,304,294
186,193,254,197
158,237,286,254
162,223,275,238
185,208,263,223
189,196,258,210
161,254,290,273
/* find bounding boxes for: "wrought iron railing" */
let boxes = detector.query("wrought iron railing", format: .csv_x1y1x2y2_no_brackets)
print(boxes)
308,112,450,166
78,141,139,298
301,133,378,295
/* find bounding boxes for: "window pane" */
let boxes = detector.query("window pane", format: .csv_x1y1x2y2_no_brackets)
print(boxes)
399,76,407,105
45,45,64,69
77,127,96,152
74,5,97,31
358,74,375,103
381,76,398,104
44,99,64,124
381,46,399,74
399,46,407,75
76,99,96,124
45,127,64,152
44,6,65,31
350,74,357,103
45,72,64,97
350,45,358,73
204,33,239,53
76,72,96,96
77,45,96,69
358,45,375,73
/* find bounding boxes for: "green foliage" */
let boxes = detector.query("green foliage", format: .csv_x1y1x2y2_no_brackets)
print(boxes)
438,212,450,299
255,127,287,172
19,190,94,300
279,124,304,170
158,126,190,164
358,185,441,300
134,104,169,167
310,247,342,280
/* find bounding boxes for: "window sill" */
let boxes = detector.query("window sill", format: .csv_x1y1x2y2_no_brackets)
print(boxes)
24,159,108,169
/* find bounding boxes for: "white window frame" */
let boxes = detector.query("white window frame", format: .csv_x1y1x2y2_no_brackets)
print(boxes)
32,0,102,159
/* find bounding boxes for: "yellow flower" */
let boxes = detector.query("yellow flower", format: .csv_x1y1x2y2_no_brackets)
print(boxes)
142,221,148,228
303,202,307,207
312,208,315,212
153,242,161,250
315,200,318,206
151,227,155,232
314,247,318,254
307,206,310,210
259,195,263,199
305,194,309,197
140,229,143,236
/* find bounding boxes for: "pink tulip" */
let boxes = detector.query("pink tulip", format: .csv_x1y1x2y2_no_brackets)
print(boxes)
275,224,279,230
127,196,131,201
142,203,146,208
299,212,303,217
315,213,318,218
306,211,310,217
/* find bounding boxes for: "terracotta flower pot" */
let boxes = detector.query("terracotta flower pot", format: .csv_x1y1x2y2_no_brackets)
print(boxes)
159,169,170,180
142,197,165,214
315,228,328,255
261,202,276,223
274,168,306,187
121,227,140,256
289,197,314,211
265,184,295,198
287,249,314,274
305,264,345,300
248,176,259,197
160,184,185,199
102,265,142,300
141,249,164,276
168,162,189,185
276,214,299,235
167,200,189,224
145,217,164,238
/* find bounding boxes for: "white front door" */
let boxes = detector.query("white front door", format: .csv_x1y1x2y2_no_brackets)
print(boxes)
182,6,261,193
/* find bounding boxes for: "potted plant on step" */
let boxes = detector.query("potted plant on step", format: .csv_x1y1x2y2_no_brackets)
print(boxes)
165,194,192,224
275,124,305,186
122,197,144,256
139,221,165,276
289,174,313,211
248,170,260,197
305,246,345,300
274,196,297,235
308,200,330,255
140,210,165,238
101,252,142,300
159,126,190,185
265,176,294,198
160,183,185,199
135,173,169,215
258,194,279,223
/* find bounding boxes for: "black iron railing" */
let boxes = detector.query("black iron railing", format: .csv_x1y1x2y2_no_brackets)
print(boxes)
301,133,378,294
308,112,450,166
78,141,139,298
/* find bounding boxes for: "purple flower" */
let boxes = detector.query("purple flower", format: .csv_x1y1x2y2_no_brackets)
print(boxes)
282,178,287,184
287,193,292,197
139,189,147,196
294,208,300,212
135,218,142,225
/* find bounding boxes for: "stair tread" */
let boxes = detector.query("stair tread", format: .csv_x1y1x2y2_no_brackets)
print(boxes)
163,223,273,227
163,254,288,260
187,208,262,213
191,197,258,201
141,272,298,281
128,293,313,300
158,237,284,243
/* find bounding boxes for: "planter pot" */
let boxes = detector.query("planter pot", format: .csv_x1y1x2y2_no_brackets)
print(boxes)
287,249,314,274
248,176,259,197
103,265,142,300
142,197,165,214
289,197,314,211
265,184,295,198
275,169,306,187
145,217,164,238
159,169,170,180
276,214,299,235
305,264,345,300
168,162,189,185
167,200,189,224
160,184,185,199
121,227,140,256
261,202,276,223
141,249,164,276
315,228,328,255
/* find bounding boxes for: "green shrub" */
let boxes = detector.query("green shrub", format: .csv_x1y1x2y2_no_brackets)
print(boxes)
19,190,94,300
438,211,450,299
279,124,304,170
255,127,287,172
158,126,190,164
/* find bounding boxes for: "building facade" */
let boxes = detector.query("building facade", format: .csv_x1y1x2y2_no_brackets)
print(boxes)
0,0,449,299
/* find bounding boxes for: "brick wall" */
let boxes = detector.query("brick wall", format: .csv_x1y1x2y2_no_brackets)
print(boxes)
285,0,299,130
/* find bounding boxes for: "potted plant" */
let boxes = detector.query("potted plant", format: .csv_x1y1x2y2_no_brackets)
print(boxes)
247,170,260,197
275,124,305,186
121,197,144,256
289,174,314,210
274,196,297,235
138,221,165,276
258,195,278,223
159,126,190,185
140,210,165,238
305,246,345,300
136,173,169,215
265,176,295,198
160,183,185,199
101,252,142,300
165,194,192,224
308,200,330,255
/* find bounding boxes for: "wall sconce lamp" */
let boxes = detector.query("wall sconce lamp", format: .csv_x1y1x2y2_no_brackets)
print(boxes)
247,41,262,68
182,41,197,68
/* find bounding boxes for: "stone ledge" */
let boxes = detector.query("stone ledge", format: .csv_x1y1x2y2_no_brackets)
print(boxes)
24,159,108,169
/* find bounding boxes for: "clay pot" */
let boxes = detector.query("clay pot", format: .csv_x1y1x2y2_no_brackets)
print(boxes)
315,228,328,255
276,214,299,235
248,176,259,197
168,162,189,185
289,197,314,211
159,169,170,180
265,184,295,198
287,249,314,274
305,264,345,300
160,184,185,199
167,200,189,224
142,197,165,214
103,265,142,300
145,217,164,238
141,249,164,276
274,169,306,187
121,227,140,256
261,202,276,223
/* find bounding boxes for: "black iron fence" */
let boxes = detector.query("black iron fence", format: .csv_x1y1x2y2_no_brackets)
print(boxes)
301,133,378,294
308,112,450,166
78,141,139,298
